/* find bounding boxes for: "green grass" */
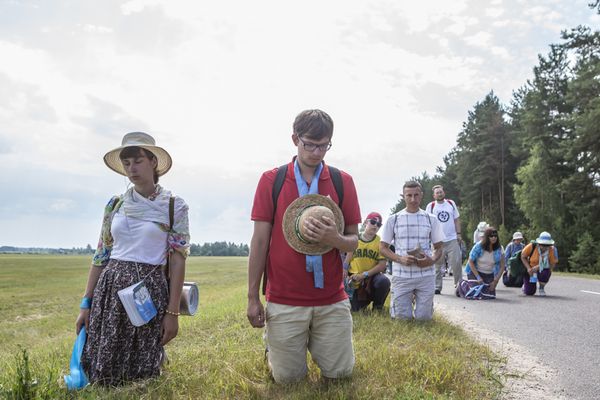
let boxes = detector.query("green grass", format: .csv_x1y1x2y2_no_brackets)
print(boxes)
0,255,503,399
554,271,600,280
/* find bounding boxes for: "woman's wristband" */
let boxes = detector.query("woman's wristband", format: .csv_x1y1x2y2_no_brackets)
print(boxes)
80,297,92,309
165,309,180,317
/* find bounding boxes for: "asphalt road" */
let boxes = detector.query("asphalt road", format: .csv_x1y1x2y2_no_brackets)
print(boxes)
433,274,600,400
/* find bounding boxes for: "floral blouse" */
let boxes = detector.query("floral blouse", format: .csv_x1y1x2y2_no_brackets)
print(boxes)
92,186,190,267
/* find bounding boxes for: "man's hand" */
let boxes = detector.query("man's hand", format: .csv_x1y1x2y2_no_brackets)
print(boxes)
303,215,340,247
161,314,179,345
352,273,366,283
415,255,435,268
247,298,265,328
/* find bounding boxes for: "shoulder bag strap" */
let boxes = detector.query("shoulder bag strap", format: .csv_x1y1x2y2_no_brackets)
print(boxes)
165,196,175,280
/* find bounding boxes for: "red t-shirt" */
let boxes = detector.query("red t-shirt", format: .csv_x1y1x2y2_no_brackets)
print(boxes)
251,159,362,306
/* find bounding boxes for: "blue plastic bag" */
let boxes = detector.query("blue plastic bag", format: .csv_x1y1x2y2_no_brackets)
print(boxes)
64,327,89,390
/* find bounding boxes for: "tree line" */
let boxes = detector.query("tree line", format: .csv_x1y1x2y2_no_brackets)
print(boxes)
392,3,600,274
1,242,250,257
189,242,249,256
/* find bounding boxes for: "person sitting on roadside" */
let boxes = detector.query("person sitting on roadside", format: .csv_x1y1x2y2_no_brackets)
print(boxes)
504,231,525,265
521,231,558,297
464,227,505,295
344,212,391,312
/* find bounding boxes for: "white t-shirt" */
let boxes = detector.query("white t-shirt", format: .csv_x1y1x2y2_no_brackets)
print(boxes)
381,208,446,278
110,211,169,266
425,199,460,242
476,250,495,274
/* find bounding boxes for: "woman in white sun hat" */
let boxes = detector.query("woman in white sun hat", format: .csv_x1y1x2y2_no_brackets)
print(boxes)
521,231,557,296
504,231,525,266
75,132,190,385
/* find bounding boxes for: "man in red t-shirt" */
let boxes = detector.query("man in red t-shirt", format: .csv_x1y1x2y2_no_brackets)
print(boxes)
247,109,361,383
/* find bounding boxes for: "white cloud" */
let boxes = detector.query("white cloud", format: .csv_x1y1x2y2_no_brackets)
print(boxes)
81,24,113,34
464,31,493,48
485,7,505,18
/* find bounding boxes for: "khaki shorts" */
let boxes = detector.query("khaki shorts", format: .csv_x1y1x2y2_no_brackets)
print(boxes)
265,299,354,383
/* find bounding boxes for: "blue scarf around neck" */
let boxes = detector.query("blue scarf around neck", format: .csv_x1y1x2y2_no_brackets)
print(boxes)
294,159,325,289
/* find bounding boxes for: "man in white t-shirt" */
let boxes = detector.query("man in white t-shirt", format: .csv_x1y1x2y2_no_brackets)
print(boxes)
425,185,463,294
380,181,444,320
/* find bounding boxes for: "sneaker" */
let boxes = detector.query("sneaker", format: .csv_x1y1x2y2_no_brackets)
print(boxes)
538,287,546,296
435,289,441,295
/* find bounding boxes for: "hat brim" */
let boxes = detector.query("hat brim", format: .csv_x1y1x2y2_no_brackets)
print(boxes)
282,194,344,255
103,145,172,177
536,239,554,245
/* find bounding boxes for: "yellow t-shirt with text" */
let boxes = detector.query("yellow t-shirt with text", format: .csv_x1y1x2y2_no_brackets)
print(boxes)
348,234,385,274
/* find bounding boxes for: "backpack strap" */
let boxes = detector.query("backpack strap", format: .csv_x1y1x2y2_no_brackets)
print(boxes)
328,166,344,207
523,241,537,259
271,164,288,223
446,199,456,210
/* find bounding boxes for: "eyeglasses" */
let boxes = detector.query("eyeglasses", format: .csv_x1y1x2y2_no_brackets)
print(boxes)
489,232,498,237
297,136,332,152
368,219,382,227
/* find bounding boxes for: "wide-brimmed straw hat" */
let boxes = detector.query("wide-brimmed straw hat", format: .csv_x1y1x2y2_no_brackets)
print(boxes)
103,132,172,176
536,231,555,245
282,194,344,255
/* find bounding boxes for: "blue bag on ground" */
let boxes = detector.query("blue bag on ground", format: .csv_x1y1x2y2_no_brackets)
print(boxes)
64,327,89,390
456,279,496,300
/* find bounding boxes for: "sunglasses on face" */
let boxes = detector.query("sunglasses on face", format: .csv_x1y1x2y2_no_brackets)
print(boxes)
368,219,382,227
489,232,498,237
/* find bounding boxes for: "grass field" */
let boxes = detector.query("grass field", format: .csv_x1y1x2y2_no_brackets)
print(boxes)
0,255,504,399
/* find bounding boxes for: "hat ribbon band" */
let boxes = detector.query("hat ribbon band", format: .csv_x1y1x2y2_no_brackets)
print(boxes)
294,204,318,245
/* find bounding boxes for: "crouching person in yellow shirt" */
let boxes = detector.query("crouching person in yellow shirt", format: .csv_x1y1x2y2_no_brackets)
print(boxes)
344,212,390,312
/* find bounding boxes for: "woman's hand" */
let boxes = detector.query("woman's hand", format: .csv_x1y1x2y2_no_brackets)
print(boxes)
528,265,539,275
161,314,179,346
475,275,484,284
75,309,90,334
352,274,365,283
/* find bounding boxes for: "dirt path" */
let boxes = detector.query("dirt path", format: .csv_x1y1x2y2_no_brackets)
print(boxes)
435,303,567,400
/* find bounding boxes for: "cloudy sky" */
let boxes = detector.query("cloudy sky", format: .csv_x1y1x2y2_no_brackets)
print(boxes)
0,0,597,248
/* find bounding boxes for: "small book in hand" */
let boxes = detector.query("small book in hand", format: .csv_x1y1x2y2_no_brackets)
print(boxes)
117,281,157,327
407,244,425,259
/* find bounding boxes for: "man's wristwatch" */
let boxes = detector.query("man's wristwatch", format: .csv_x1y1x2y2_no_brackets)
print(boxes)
363,271,369,278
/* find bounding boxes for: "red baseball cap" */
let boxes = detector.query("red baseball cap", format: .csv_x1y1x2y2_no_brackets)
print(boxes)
366,212,382,223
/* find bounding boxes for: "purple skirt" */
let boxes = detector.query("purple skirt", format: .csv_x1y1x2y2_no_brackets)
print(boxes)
81,259,169,385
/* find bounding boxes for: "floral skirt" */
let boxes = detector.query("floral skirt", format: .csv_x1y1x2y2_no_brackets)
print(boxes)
81,259,169,386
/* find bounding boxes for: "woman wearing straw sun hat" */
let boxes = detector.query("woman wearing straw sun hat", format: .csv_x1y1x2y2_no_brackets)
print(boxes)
75,132,190,385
